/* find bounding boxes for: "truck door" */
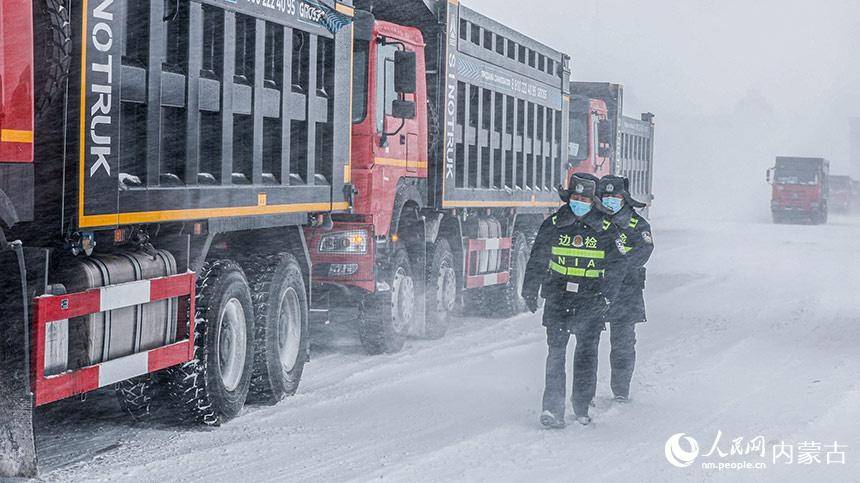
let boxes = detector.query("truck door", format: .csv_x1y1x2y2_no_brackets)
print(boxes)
375,42,420,171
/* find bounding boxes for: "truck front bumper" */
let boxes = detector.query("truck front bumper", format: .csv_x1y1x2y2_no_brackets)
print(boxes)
305,221,377,297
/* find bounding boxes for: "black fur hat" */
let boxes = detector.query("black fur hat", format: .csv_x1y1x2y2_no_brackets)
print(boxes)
598,175,647,209
559,172,600,202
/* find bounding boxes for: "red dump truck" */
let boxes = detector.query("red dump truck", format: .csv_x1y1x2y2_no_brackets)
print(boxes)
1,0,356,476
828,175,853,213
568,82,655,214
768,157,830,224
306,0,571,354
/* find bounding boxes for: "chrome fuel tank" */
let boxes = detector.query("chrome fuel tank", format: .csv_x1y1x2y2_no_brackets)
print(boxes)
58,250,178,370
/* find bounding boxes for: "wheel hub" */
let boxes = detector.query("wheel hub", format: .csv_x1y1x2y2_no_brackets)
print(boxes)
438,265,457,312
218,298,248,392
391,268,414,334
277,287,302,374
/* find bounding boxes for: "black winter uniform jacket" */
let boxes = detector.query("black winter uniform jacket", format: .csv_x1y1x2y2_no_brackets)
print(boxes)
522,206,627,334
605,206,654,324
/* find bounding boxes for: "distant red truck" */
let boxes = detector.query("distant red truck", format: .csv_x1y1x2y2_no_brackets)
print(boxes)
828,175,853,213
767,157,830,224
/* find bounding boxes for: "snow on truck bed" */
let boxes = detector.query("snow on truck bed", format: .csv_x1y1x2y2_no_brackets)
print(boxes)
34,215,860,482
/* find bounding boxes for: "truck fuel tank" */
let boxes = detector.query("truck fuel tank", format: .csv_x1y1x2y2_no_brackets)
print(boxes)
54,250,179,372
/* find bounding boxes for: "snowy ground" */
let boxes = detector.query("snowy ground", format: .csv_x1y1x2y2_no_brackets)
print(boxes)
27,214,860,482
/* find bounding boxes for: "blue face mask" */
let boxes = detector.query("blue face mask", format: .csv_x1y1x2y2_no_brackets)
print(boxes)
569,200,592,217
602,197,624,214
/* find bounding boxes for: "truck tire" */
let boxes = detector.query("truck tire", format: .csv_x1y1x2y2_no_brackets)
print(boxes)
248,254,309,404
34,0,72,120
488,232,529,317
115,374,165,422
168,261,255,425
358,249,413,354
424,238,456,339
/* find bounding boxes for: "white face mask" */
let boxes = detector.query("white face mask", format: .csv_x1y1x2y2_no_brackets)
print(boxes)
569,200,592,217
602,197,624,214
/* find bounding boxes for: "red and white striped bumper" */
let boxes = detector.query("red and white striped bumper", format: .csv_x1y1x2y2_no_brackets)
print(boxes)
31,273,196,407
464,238,513,289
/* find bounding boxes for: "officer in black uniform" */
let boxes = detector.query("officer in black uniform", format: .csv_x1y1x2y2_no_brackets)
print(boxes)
522,173,627,428
598,176,654,403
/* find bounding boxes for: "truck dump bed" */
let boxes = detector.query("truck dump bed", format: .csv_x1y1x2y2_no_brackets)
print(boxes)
619,114,655,206
434,2,571,211
70,0,353,229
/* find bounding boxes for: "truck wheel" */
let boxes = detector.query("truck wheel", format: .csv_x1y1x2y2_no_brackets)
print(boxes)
358,249,413,354
34,0,72,120
115,374,167,422
424,239,456,339
168,261,255,425
249,254,308,404
490,232,529,317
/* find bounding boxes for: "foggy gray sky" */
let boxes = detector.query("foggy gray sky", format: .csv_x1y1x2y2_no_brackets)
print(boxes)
467,0,860,218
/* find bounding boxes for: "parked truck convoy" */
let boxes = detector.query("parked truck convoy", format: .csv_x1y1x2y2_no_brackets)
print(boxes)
1,0,355,476
0,0,656,477
768,157,830,224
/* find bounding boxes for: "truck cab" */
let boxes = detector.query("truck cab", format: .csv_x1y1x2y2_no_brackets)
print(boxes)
567,96,612,182
768,157,830,224
307,13,428,295
349,19,428,238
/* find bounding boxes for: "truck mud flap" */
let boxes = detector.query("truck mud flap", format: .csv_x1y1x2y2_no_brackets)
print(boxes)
0,244,38,478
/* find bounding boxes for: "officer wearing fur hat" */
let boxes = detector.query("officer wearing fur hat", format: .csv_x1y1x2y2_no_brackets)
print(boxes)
598,175,654,403
522,173,628,428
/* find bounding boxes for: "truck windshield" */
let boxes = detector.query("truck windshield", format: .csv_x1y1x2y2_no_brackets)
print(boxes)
352,41,369,123
775,169,817,185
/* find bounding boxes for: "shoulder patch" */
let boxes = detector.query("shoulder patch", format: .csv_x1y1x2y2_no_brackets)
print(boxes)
629,217,639,229
642,231,653,244
551,215,558,225
602,219,612,231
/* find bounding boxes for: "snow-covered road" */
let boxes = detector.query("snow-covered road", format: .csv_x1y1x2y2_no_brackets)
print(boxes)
33,215,860,482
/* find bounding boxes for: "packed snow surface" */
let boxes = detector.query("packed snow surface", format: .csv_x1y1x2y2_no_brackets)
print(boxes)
32,215,860,482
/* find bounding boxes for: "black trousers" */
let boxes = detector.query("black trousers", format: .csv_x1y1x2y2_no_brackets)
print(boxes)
542,323,603,418
609,323,637,398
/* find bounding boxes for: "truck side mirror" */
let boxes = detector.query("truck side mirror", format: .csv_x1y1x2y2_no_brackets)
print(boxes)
394,51,417,94
392,100,416,120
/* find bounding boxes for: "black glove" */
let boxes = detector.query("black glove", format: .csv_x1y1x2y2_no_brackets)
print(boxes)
525,295,540,314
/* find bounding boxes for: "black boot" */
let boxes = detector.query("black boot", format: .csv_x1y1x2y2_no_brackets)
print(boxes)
540,410,566,429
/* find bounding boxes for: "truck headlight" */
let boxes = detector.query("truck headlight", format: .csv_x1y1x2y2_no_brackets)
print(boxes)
318,230,369,254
